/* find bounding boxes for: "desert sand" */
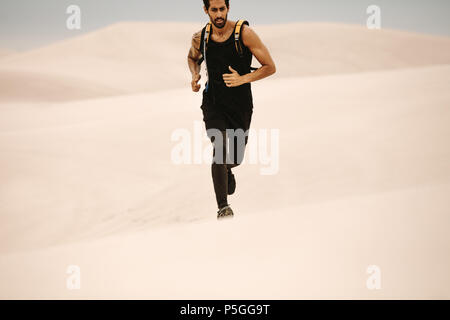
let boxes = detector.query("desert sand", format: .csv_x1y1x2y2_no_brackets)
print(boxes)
0,22,449,299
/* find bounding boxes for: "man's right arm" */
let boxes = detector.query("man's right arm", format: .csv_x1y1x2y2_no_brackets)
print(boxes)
188,31,202,92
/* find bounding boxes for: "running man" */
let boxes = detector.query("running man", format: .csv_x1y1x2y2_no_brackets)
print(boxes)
187,0,276,219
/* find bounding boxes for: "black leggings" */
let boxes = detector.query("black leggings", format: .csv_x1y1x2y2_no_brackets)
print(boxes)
208,130,249,209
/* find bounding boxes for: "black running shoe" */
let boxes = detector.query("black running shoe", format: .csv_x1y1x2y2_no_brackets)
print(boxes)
228,169,236,195
217,205,234,219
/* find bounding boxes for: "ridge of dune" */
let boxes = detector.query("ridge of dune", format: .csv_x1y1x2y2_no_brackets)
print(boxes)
257,21,450,76
0,49,15,58
0,21,201,98
1,21,450,102
0,69,123,103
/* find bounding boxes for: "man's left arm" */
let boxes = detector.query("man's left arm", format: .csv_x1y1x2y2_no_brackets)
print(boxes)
223,25,276,87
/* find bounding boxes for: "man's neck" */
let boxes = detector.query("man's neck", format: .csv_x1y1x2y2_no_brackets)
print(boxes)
212,20,233,37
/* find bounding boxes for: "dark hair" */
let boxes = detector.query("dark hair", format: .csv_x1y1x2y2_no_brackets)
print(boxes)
203,0,229,10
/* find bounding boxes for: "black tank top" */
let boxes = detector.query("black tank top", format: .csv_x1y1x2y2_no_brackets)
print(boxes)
202,21,254,112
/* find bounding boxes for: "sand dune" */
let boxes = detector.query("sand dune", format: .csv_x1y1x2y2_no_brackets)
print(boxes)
1,21,450,298
1,182,448,299
0,49,15,58
0,61,449,298
0,22,202,98
257,22,450,77
0,69,122,102
1,22,450,101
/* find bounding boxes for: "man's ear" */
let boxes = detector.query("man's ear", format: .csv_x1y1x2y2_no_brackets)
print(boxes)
203,6,208,14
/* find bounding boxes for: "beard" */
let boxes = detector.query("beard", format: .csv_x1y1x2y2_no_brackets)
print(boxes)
211,14,227,29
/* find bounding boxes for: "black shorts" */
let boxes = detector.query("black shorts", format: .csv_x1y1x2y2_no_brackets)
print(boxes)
200,88,253,132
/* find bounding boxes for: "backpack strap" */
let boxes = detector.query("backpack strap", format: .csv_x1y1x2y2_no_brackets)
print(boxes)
197,22,211,66
234,20,248,58
234,20,258,71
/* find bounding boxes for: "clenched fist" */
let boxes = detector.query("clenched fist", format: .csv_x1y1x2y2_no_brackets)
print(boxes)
191,73,201,92
223,66,245,87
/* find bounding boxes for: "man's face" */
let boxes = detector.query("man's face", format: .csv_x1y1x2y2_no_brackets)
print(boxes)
204,0,229,29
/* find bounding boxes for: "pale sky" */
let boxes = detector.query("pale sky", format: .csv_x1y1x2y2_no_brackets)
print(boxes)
1,0,449,50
